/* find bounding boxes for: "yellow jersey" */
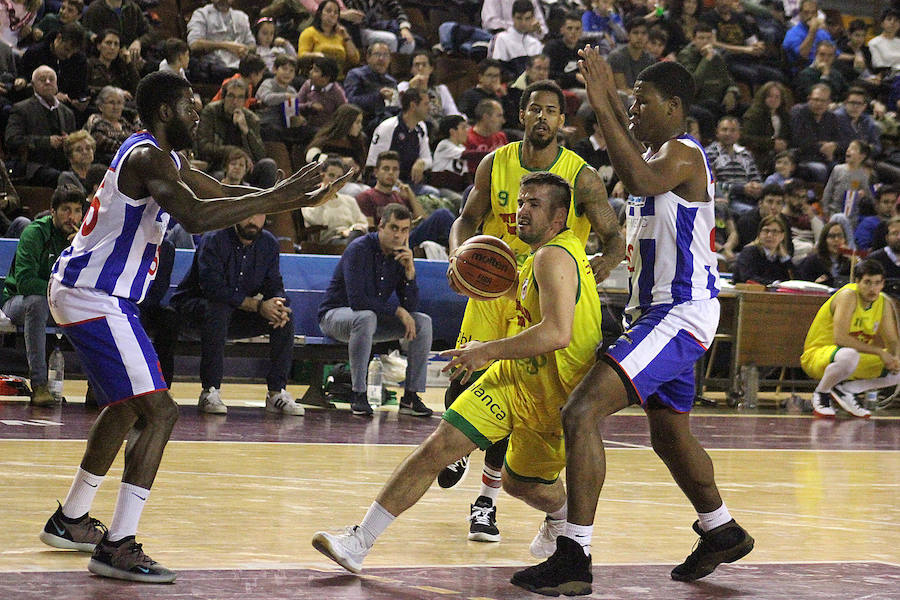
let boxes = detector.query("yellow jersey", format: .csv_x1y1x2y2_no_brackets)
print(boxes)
804,283,886,350
509,228,603,430
485,142,590,267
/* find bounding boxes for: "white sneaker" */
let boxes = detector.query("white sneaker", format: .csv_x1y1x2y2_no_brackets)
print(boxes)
311,526,371,573
829,385,871,418
266,389,304,416
529,516,566,559
198,387,227,414
811,392,835,418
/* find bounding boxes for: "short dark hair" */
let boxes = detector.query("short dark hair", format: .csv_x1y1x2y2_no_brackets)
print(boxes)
312,55,338,81
474,97,501,121
855,258,885,280
163,37,188,62
648,26,669,44
400,87,424,112
783,178,808,197
477,58,504,75
57,22,85,46
636,61,695,110
694,22,714,34
52,184,85,209
845,86,868,101
239,53,266,77
274,53,298,70
379,202,411,226
512,0,533,17
323,156,347,173
625,16,648,32
520,171,571,219
877,184,899,200
135,71,192,127
848,19,868,34
438,114,467,140
85,163,106,192
97,28,120,46
564,10,582,23
881,7,900,23
519,78,566,114
761,183,784,198
775,149,796,163
848,139,872,160
375,150,401,168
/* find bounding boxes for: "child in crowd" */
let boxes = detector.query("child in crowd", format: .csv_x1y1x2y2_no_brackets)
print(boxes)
823,139,873,240
764,150,798,187
253,16,296,74
431,114,471,194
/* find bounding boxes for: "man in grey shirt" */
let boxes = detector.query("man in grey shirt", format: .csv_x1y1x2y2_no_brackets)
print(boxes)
606,17,655,93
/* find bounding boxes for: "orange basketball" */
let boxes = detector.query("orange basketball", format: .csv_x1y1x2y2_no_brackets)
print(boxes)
451,235,518,300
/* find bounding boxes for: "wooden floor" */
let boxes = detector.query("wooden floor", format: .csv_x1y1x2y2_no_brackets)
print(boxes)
1,381,898,599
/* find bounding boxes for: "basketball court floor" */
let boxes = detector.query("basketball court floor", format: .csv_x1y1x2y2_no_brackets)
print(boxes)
1,381,898,600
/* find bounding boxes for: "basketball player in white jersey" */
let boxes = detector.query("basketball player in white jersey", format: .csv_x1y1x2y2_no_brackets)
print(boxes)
38,71,352,584
511,50,754,596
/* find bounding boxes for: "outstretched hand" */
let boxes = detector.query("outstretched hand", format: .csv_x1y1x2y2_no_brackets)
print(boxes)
278,162,357,208
578,45,617,110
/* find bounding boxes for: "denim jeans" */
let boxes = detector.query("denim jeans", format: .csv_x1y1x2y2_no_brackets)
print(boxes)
2,294,56,385
319,307,432,393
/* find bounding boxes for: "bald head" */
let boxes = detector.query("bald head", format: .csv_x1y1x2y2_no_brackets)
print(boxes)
32,66,58,103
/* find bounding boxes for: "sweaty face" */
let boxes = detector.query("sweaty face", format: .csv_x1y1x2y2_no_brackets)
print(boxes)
628,81,669,142
521,90,563,149
164,89,200,151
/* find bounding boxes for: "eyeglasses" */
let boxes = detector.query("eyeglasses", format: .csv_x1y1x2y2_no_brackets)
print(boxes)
826,232,845,239
760,227,784,235
845,100,866,106
370,51,391,58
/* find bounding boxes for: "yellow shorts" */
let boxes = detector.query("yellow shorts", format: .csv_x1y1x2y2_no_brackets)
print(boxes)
442,361,566,484
456,295,517,350
800,345,885,380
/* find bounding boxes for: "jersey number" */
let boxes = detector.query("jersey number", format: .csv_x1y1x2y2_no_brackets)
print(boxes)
81,196,101,236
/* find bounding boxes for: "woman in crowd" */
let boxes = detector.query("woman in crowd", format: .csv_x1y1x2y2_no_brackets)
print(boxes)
86,29,141,101
741,81,794,175
397,51,460,128
57,130,103,194
733,215,795,285
220,147,253,186
88,86,140,165
797,221,852,287
298,0,360,76
305,103,367,171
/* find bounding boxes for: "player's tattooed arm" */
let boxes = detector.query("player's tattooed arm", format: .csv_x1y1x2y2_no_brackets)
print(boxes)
576,165,625,284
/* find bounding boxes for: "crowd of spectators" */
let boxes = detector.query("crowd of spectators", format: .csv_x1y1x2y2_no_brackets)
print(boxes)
2,0,900,298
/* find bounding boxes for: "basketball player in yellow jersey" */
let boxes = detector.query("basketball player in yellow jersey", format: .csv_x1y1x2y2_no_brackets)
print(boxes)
439,80,625,542
311,172,605,574
801,259,900,419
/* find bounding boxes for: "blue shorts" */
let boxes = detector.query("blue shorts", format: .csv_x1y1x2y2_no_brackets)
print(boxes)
604,299,718,413
49,280,167,406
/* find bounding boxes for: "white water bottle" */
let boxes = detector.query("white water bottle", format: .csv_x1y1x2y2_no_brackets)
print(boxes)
48,345,64,400
367,355,383,409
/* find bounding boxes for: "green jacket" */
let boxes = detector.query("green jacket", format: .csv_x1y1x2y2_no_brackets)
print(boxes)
676,44,737,104
1,215,71,305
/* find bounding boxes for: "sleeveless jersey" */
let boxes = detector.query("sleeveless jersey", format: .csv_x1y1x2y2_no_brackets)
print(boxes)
804,283,886,350
510,228,603,430
623,134,719,319
52,131,179,304
487,142,589,266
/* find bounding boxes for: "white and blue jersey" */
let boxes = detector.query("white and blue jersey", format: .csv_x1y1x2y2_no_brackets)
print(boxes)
52,131,179,304
48,131,179,405
605,135,721,413
623,134,719,323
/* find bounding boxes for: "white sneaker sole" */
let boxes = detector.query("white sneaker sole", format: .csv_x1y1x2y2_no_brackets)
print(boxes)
312,532,363,573
87,558,177,583
39,530,96,553
266,403,305,416
830,391,870,418
467,531,501,542
198,403,227,415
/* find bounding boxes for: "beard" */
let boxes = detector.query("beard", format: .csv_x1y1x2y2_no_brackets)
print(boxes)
236,223,261,241
527,129,554,150
164,117,194,152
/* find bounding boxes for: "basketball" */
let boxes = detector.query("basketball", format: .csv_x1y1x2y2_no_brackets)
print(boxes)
450,235,518,300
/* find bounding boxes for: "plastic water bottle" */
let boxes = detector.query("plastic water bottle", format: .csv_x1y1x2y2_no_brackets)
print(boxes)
864,390,878,411
48,345,65,400
367,355,383,409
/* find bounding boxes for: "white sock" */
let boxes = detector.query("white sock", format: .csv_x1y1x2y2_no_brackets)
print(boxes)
359,501,395,547
547,500,567,521
107,483,150,542
815,348,859,393
478,465,502,504
697,503,733,532
839,370,900,394
564,522,593,556
61,467,104,519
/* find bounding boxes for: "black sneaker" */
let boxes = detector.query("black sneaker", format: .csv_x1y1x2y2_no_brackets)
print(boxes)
88,534,177,583
467,496,500,542
510,535,592,596
399,392,433,417
349,391,373,416
39,501,107,552
437,454,470,488
670,519,754,581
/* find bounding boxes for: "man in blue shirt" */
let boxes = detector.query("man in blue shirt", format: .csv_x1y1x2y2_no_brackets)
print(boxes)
782,0,833,71
171,213,304,416
318,203,433,417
